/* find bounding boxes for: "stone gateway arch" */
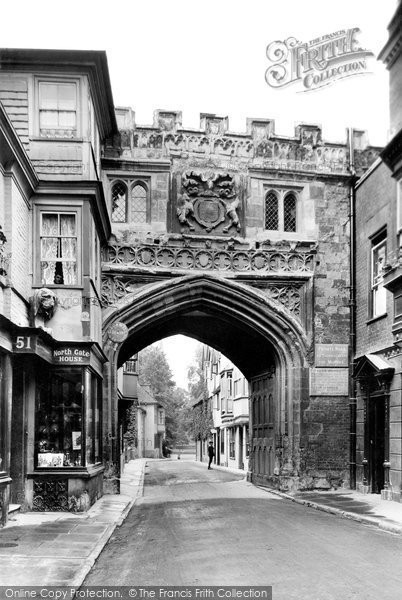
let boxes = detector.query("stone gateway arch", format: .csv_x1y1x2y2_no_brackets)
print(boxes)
101,269,337,494
97,111,379,496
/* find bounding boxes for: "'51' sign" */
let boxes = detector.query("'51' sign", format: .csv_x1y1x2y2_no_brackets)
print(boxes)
13,335,36,352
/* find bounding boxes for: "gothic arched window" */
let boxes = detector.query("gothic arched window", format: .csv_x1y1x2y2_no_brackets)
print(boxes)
131,183,148,223
265,191,279,230
111,181,127,223
284,193,297,232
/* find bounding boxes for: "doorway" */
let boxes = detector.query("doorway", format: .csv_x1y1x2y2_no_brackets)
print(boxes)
368,396,385,494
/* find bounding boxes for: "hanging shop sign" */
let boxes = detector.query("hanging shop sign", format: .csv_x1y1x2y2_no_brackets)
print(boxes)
53,346,91,364
13,334,53,362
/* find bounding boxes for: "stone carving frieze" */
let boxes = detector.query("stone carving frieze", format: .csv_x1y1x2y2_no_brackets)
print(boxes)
264,285,302,319
106,126,381,176
177,171,240,234
103,241,315,278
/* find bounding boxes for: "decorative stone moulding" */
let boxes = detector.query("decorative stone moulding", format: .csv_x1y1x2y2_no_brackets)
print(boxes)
101,275,304,321
103,242,315,275
106,110,382,176
177,171,241,234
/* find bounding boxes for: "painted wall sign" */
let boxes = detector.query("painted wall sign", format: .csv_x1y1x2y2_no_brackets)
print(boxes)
315,344,349,367
53,346,91,364
310,368,349,396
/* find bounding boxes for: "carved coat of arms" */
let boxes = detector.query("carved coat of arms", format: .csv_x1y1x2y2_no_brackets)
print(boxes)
176,171,241,234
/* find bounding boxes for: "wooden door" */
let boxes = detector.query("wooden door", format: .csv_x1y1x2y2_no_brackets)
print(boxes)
250,371,276,485
368,397,385,494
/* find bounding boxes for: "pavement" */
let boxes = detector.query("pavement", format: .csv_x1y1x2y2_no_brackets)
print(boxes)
1,457,402,587
0,458,146,587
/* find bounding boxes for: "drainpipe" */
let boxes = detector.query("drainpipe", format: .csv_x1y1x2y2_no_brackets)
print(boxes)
348,128,357,489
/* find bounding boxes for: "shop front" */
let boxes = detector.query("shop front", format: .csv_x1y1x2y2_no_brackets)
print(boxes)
10,330,106,512
0,331,12,525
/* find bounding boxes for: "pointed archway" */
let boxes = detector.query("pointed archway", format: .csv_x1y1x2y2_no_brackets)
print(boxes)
102,273,309,491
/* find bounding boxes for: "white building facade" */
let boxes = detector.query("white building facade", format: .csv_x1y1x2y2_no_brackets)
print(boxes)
201,347,249,472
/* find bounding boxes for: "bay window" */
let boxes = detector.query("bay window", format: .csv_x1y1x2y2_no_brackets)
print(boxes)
39,211,79,286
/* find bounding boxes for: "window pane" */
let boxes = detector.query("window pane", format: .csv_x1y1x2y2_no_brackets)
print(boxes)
60,214,76,236
372,242,386,284
58,111,77,128
58,84,76,110
372,239,387,317
284,193,297,232
131,184,147,223
40,111,59,128
265,191,279,230
42,213,59,236
39,83,58,109
94,378,101,463
61,262,77,285
373,285,386,316
111,182,127,223
35,370,83,468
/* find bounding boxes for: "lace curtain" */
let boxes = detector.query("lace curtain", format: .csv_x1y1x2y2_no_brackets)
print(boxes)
60,215,77,284
41,214,77,285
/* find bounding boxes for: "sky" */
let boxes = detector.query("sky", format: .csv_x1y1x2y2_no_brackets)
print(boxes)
3,0,397,384
2,0,396,145
157,335,201,389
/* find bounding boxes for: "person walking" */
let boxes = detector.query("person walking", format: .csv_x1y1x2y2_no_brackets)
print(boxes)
207,441,215,469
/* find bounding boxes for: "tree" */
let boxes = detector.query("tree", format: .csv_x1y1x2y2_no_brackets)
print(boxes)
187,345,213,441
138,345,194,447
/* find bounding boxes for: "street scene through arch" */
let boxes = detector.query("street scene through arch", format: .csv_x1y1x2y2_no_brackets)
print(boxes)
102,272,329,494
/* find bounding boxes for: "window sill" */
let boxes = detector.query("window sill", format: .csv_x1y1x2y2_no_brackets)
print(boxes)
31,136,83,143
28,464,104,478
366,313,388,325
32,284,84,290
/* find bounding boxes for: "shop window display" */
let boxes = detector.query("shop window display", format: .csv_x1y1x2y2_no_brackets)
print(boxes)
35,369,102,469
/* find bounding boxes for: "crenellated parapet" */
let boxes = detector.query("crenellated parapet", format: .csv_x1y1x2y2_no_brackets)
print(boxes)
105,109,381,177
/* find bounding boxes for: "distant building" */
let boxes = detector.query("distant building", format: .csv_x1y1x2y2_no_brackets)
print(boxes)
195,347,249,471
117,355,166,461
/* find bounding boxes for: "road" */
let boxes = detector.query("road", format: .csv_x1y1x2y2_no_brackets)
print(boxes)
84,460,402,599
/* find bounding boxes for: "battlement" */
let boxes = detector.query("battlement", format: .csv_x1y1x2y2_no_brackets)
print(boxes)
105,108,380,176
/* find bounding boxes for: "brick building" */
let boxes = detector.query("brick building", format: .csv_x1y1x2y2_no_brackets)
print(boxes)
0,46,384,525
351,1,402,503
